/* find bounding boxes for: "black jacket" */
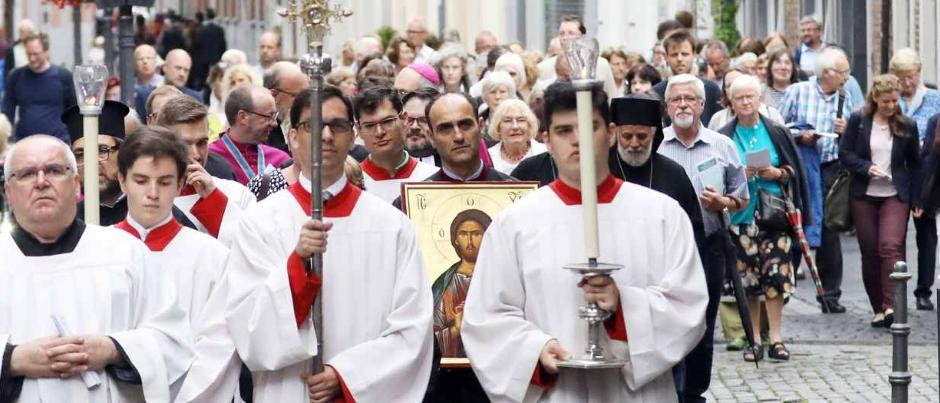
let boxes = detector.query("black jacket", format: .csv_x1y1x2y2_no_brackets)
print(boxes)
920,114,940,209
838,112,922,207
608,124,706,247
717,114,814,226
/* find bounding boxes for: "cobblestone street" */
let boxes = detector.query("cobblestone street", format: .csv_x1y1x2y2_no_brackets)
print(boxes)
707,232,940,402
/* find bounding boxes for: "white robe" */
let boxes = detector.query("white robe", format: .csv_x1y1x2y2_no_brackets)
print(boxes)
223,177,433,403
0,225,194,403
360,157,438,203
462,179,707,403
113,218,239,403
174,178,257,245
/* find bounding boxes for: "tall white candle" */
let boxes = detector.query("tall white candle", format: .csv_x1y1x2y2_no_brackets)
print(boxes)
83,115,99,225
576,90,599,260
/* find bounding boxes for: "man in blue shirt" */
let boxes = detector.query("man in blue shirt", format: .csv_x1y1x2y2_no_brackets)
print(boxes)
2,32,76,142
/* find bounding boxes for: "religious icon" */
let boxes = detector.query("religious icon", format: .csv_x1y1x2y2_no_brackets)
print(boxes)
402,182,539,366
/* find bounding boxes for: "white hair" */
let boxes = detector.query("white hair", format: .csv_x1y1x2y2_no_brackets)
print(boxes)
494,53,527,86
4,135,78,183
814,47,848,77
733,52,758,69
481,70,517,95
665,73,706,101
220,49,248,66
889,48,922,73
488,98,538,141
728,74,762,99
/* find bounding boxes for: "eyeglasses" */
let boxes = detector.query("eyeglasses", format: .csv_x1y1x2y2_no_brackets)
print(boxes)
667,95,699,105
296,119,354,135
732,94,757,103
9,163,72,183
406,116,429,127
358,115,400,134
245,109,280,122
274,88,299,98
829,68,851,77
500,116,528,127
74,144,120,164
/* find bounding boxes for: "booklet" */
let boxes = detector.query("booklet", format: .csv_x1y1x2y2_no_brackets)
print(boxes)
745,149,771,169
786,122,838,138
697,157,725,195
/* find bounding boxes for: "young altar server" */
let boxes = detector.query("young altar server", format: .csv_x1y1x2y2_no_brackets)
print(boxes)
0,135,192,402
156,95,257,244
461,81,708,402
222,85,433,403
110,126,236,401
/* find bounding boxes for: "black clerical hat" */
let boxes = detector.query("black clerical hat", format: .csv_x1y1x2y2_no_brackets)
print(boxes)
610,96,662,128
62,100,131,144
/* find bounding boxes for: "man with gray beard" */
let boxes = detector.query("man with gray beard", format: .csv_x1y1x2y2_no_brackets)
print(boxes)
607,95,704,246
657,73,749,403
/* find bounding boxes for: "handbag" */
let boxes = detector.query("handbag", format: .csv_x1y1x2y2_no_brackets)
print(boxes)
755,187,790,232
824,171,853,231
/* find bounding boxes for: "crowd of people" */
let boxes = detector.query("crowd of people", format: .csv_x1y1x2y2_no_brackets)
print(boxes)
0,6,939,403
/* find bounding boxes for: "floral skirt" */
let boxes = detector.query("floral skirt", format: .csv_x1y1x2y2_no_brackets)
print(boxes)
728,223,794,299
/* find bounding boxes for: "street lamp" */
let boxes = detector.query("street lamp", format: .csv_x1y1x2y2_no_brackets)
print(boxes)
73,64,109,225
95,0,155,106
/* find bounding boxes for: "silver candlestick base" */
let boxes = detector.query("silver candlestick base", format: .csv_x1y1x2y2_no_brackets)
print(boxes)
557,261,628,370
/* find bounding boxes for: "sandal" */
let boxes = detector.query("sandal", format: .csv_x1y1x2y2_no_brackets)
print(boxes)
768,342,790,361
743,345,763,362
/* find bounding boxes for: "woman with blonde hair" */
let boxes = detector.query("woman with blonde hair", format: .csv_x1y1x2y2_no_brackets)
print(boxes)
839,74,923,327
486,99,546,174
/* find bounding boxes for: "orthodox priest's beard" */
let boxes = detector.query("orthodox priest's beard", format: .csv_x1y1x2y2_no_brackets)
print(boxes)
100,178,123,204
618,142,653,167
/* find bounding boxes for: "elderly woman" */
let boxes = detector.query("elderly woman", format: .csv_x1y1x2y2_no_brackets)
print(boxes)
326,66,358,98
486,99,547,174
480,70,517,146
434,46,474,93
840,74,923,327
718,74,811,362
386,36,416,73
495,53,530,101
709,68,784,131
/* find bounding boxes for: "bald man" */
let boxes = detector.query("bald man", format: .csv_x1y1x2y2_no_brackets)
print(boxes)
3,19,37,79
136,49,203,116
262,61,309,152
134,44,164,90
256,31,281,77
406,17,437,63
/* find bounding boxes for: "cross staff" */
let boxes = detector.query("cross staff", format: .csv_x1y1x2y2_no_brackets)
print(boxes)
278,0,352,376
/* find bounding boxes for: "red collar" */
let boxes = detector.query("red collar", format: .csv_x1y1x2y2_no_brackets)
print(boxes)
114,218,183,252
287,180,361,218
548,175,623,206
360,156,419,180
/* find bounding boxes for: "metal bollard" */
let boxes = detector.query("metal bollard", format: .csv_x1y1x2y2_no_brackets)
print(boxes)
889,261,912,403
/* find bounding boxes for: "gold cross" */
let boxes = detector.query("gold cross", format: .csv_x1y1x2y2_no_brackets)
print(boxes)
278,0,353,47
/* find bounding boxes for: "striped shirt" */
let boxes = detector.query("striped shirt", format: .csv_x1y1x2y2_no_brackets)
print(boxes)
779,77,855,163
659,125,749,235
